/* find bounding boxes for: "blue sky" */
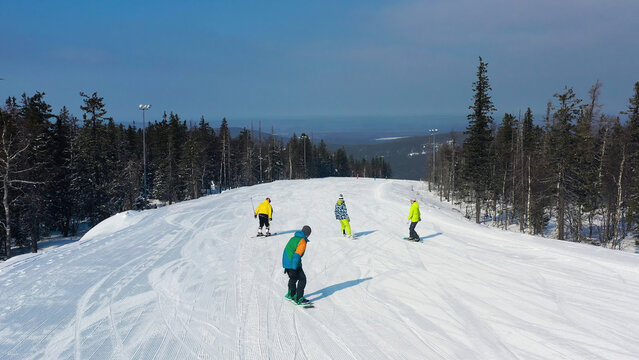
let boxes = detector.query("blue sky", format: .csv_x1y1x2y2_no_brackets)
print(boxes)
1,0,638,132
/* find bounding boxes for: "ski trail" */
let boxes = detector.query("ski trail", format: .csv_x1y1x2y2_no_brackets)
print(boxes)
3,178,639,359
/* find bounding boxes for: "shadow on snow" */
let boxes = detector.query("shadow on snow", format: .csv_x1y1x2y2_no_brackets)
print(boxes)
354,230,377,237
306,277,373,302
420,232,443,240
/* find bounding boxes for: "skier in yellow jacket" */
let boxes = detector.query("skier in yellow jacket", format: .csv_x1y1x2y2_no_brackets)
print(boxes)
254,197,273,236
408,198,421,240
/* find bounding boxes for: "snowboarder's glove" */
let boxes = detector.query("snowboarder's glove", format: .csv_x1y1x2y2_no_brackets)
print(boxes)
269,218,272,221
254,214,257,219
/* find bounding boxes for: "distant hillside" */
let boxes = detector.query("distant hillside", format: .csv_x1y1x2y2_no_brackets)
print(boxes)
230,126,461,180
327,131,464,180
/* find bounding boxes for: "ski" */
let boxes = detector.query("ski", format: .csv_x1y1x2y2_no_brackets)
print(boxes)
251,232,277,238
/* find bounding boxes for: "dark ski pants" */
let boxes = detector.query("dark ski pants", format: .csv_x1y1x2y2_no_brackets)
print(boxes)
258,213,270,229
409,221,419,239
286,267,306,299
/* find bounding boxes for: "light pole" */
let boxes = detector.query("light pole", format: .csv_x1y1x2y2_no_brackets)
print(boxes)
300,133,308,178
428,128,438,189
139,104,151,202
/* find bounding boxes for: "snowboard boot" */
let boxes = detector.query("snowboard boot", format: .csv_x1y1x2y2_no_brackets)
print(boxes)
285,290,295,300
294,295,310,305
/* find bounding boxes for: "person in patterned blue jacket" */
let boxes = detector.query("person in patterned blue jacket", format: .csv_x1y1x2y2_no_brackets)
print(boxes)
334,194,352,239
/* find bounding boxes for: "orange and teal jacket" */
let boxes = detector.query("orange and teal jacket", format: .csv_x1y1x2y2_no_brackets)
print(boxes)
255,200,273,217
408,201,421,222
282,230,308,270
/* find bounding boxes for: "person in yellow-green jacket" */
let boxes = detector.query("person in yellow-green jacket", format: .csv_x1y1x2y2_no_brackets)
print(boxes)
408,198,421,241
254,197,273,236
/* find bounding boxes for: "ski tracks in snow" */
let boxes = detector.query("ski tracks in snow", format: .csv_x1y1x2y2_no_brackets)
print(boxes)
3,178,639,359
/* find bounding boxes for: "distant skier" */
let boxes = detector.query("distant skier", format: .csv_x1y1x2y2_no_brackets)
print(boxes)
282,225,312,305
254,197,273,236
334,194,353,239
408,198,421,240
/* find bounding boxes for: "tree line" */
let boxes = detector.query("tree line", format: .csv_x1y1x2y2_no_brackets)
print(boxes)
0,92,391,259
429,57,639,248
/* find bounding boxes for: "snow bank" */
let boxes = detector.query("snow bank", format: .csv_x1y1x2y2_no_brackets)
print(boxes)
80,210,146,242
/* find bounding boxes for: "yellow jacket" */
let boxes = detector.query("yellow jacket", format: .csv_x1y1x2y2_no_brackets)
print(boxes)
408,201,420,222
255,200,273,217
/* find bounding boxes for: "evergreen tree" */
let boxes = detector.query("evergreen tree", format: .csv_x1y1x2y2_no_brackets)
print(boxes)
333,147,349,176
521,108,546,234
75,92,112,225
314,140,333,178
179,124,203,199
50,107,76,236
299,133,312,178
624,82,639,235
19,93,55,252
493,113,515,228
548,87,581,240
463,56,496,223
286,134,300,179
218,118,231,190
267,134,285,181
153,112,184,203
240,128,258,185
572,83,601,242
196,117,218,193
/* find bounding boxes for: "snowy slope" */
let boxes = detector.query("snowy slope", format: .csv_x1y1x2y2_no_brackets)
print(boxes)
1,178,638,359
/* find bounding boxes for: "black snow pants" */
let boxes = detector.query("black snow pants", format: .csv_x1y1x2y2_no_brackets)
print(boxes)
258,213,270,229
286,267,306,299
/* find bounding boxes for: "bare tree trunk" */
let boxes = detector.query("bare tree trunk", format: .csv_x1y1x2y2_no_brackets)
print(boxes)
475,193,481,224
576,205,582,242
557,169,565,240
288,150,293,180
518,122,525,232
3,171,10,258
221,135,227,190
30,213,39,253
501,171,507,229
449,145,455,202
613,149,626,249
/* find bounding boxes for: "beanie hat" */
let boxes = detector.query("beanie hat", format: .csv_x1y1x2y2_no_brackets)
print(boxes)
266,197,271,202
338,193,344,200
302,225,311,237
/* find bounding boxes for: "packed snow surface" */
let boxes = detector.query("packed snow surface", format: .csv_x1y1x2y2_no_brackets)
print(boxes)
1,178,638,359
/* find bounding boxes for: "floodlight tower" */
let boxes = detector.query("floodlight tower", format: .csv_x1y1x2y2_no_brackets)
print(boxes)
428,128,439,189
139,104,151,201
